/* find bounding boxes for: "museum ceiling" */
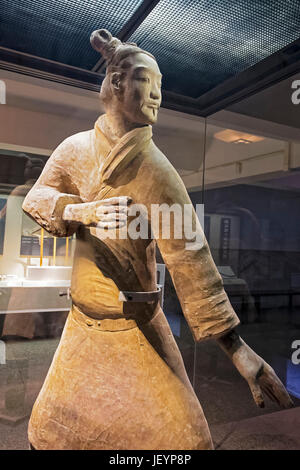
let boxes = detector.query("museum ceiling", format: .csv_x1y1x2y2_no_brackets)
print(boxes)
1,0,300,116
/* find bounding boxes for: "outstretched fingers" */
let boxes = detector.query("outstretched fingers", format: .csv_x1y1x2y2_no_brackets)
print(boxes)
96,205,129,217
258,368,294,409
100,212,127,222
100,196,132,206
249,381,265,408
95,197,131,229
97,220,127,230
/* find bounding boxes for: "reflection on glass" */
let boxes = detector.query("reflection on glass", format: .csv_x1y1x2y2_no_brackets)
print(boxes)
186,124,300,428
0,152,70,437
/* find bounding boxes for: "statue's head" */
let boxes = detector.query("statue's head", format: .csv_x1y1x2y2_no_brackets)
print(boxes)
90,29,162,125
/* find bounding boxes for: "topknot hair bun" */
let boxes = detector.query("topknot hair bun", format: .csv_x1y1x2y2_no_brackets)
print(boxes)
90,29,155,68
90,29,122,62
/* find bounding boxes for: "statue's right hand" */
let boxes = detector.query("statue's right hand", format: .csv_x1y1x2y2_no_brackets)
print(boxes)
94,196,132,229
63,196,132,228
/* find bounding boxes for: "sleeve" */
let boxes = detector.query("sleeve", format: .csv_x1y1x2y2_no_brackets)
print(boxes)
22,137,82,237
150,162,240,342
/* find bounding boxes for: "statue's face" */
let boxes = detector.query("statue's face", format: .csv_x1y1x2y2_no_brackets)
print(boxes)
116,53,162,125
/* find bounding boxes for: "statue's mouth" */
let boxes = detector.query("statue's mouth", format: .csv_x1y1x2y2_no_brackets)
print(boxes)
146,103,159,109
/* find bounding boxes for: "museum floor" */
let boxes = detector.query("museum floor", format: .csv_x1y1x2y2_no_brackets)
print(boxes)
0,307,299,450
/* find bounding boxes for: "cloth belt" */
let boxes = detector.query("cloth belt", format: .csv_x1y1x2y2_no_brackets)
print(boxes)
71,288,162,332
71,304,139,332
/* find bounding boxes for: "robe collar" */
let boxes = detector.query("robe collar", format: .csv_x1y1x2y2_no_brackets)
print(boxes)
94,114,153,184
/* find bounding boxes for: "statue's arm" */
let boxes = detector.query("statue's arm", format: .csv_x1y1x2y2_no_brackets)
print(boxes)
151,163,240,342
22,138,130,236
22,138,83,237
150,160,293,409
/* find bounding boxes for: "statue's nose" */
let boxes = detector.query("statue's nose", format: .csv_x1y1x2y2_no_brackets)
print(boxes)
150,84,161,101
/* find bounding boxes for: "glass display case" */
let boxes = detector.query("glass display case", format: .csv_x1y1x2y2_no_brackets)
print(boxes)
1,76,300,448
1,15,300,447
190,118,300,449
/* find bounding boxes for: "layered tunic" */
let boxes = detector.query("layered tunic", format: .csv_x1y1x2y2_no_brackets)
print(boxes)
23,114,239,450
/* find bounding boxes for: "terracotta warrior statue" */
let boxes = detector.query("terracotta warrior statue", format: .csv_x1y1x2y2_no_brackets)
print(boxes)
23,29,293,450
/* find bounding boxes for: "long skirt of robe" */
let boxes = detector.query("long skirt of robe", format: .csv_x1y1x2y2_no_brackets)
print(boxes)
28,305,213,450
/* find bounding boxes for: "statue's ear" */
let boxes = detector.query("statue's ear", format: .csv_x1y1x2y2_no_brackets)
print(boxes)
111,72,123,93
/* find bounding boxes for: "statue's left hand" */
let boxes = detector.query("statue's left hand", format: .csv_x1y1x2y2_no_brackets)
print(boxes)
218,332,294,409
237,345,294,409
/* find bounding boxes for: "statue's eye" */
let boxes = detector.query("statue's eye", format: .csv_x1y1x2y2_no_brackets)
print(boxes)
137,76,150,83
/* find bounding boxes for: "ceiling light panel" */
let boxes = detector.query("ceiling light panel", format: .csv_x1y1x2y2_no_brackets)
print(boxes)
129,0,300,98
0,0,143,69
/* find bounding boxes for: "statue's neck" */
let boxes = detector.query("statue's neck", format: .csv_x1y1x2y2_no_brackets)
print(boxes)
103,110,147,146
